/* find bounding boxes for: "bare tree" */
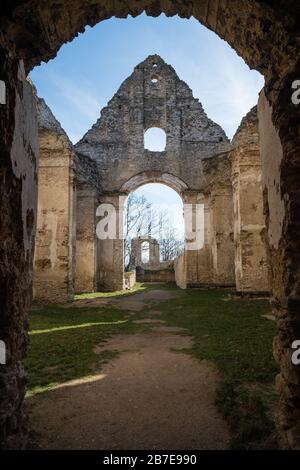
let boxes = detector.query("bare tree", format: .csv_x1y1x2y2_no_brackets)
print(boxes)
124,194,152,270
124,194,184,270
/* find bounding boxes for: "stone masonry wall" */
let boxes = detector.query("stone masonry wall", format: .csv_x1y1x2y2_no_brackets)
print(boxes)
1,0,300,450
33,98,76,303
230,106,269,293
0,59,38,449
75,55,230,195
76,55,233,291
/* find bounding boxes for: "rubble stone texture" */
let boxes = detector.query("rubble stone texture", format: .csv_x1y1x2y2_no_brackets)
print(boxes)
75,55,235,291
33,98,76,303
0,0,300,450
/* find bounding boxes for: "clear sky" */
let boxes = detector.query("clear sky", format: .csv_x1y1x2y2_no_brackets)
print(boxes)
31,13,264,144
30,13,264,233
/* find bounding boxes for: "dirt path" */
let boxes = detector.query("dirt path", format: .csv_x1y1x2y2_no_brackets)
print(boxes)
27,290,230,450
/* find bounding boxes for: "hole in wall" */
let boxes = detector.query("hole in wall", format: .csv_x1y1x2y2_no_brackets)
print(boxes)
141,241,150,264
144,127,166,151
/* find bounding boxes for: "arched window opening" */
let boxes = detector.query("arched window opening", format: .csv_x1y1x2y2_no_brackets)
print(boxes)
141,241,150,264
144,127,166,152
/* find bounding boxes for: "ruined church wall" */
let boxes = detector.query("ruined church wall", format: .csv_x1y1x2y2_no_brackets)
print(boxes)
96,194,125,292
33,100,76,303
174,254,187,289
75,55,231,196
75,189,98,293
210,189,235,286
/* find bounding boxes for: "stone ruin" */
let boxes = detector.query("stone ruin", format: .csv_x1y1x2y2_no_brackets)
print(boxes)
1,1,300,449
34,55,269,300
130,236,175,283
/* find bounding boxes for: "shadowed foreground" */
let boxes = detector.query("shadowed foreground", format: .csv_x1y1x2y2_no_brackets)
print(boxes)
26,285,277,449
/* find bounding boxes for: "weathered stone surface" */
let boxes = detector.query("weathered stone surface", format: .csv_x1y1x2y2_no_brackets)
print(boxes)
0,58,38,449
75,55,234,291
258,89,300,449
33,97,76,303
76,55,230,194
130,236,175,283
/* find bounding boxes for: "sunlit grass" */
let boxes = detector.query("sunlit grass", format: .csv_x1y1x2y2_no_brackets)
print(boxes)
74,282,147,299
26,285,278,448
26,305,140,396
153,288,279,449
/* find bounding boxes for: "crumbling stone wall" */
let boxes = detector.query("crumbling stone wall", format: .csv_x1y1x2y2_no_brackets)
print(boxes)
130,236,175,283
76,55,230,193
33,98,76,303
0,60,38,449
1,0,300,451
75,189,98,293
130,236,160,270
76,55,234,290
75,152,100,293
230,106,269,293
258,90,296,447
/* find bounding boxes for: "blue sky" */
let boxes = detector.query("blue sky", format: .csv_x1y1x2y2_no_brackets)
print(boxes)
31,13,264,144
30,13,264,232
134,183,184,238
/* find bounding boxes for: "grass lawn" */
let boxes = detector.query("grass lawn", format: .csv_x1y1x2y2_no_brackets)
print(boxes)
74,281,148,299
152,287,279,449
26,283,278,449
25,305,141,396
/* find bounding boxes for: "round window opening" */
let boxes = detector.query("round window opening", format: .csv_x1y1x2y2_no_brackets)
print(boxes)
151,76,159,84
144,127,166,152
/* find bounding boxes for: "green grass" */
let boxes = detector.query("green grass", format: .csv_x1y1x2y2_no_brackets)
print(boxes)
26,284,278,448
25,304,141,396
152,288,279,449
74,281,147,299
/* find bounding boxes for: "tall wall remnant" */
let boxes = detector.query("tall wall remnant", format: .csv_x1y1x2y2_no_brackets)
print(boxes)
229,106,269,293
130,236,175,283
32,57,272,298
33,98,76,303
75,55,235,290
75,152,100,293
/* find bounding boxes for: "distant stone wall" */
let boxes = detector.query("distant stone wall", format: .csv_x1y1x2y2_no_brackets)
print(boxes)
174,254,186,289
229,106,269,293
136,265,175,283
124,270,136,289
131,236,175,283
33,98,76,303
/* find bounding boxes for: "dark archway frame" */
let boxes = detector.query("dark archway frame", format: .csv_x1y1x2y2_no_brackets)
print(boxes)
0,0,300,449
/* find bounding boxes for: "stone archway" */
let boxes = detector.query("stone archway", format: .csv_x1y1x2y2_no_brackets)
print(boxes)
0,1,300,449
73,55,235,293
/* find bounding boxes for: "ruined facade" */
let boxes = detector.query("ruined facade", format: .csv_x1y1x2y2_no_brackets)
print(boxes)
33,56,270,298
229,106,269,293
74,55,235,292
33,98,76,303
1,0,300,451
